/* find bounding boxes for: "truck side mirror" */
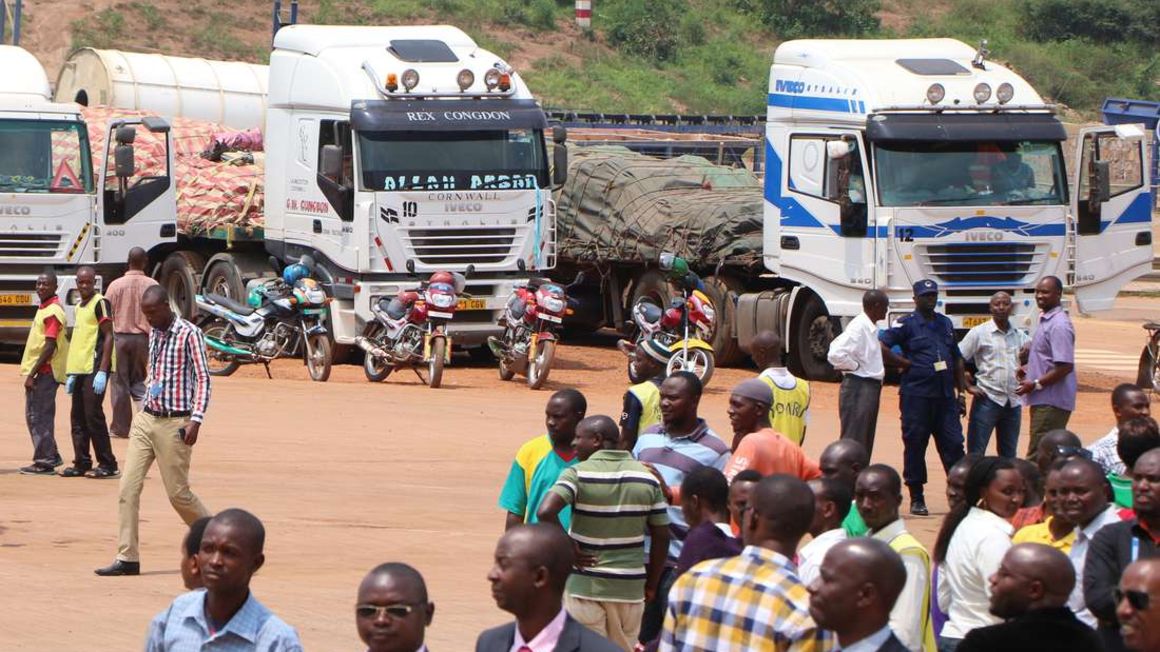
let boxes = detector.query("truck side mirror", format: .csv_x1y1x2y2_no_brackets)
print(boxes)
553,143,568,186
115,126,137,145
553,125,567,144
114,143,135,178
1090,160,1111,203
825,153,850,201
320,145,344,183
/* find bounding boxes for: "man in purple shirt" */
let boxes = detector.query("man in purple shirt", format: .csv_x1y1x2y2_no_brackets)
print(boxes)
1017,276,1076,461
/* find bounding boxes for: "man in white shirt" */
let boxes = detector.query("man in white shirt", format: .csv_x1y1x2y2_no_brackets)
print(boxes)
798,477,851,587
856,464,935,652
808,538,911,652
1087,383,1150,477
960,292,1031,458
828,289,889,456
1056,458,1124,626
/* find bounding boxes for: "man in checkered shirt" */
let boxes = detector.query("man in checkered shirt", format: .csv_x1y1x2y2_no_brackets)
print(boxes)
660,474,831,651
1087,383,1150,476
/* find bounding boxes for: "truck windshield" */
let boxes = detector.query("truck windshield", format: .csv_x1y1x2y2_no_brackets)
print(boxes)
0,120,93,194
358,129,549,191
874,140,1065,207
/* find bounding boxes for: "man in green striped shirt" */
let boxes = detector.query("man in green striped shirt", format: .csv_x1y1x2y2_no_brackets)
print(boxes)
539,415,670,651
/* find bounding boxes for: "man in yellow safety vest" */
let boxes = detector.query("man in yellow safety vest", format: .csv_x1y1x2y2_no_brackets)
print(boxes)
61,265,119,479
751,330,810,446
18,272,69,475
619,338,673,451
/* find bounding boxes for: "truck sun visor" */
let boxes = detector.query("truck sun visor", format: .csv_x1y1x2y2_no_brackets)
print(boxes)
350,99,548,132
865,112,1066,142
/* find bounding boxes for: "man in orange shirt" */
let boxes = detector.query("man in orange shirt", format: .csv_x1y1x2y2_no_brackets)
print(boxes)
723,379,822,483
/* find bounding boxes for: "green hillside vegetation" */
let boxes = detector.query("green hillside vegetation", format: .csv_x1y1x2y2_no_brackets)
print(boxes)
67,0,1159,117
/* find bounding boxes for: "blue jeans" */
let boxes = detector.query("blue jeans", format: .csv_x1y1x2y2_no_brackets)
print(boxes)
966,395,1021,458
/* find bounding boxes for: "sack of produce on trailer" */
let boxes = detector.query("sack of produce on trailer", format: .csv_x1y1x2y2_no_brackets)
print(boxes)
556,145,764,268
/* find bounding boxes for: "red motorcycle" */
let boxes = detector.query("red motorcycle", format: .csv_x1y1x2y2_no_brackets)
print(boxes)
489,274,582,390
355,267,470,389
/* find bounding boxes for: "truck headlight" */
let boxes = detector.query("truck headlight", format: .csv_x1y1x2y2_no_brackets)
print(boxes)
973,83,991,103
926,83,945,104
996,83,1015,104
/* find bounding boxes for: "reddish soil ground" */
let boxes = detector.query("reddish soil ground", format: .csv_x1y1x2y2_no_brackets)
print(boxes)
0,307,1140,649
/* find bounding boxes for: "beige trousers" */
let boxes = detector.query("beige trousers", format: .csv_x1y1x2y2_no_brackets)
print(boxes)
565,594,645,652
116,412,210,562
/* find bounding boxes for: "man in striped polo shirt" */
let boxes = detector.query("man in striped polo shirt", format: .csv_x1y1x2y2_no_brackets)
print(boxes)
539,415,670,651
631,371,729,646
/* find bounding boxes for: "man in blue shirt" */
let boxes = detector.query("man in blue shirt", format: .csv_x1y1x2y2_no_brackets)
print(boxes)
879,279,966,516
145,508,302,651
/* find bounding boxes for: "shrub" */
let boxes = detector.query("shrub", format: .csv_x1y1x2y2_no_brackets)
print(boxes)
742,0,880,38
1017,0,1137,44
604,0,687,63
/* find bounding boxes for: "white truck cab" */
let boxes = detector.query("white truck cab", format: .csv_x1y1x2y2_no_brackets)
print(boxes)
264,25,562,347
756,38,1151,376
0,45,176,341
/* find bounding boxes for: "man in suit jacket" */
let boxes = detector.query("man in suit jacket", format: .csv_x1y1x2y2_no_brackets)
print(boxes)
956,543,1104,652
476,524,621,652
807,537,910,652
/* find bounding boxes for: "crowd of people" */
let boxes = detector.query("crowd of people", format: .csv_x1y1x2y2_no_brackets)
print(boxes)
12,259,1160,651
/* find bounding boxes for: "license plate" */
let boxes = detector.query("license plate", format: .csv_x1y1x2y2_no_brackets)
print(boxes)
962,316,989,328
428,310,454,319
301,308,327,315
457,298,487,311
0,293,31,306
540,313,562,323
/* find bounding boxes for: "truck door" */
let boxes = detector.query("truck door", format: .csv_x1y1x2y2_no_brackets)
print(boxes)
98,118,177,264
1070,124,1152,312
782,131,875,288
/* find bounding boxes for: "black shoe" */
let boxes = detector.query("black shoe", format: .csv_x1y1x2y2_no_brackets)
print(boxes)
910,498,929,516
19,464,55,476
60,466,91,477
94,560,140,576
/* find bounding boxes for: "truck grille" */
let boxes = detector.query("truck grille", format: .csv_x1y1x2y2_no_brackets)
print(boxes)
0,233,63,258
918,243,1042,286
401,227,518,266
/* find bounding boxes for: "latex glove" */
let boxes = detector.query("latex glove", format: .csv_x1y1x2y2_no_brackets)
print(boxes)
92,371,108,395
65,375,77,394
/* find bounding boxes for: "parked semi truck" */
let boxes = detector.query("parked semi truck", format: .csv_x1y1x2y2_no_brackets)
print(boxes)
0,25,562,352
556,38,1153,379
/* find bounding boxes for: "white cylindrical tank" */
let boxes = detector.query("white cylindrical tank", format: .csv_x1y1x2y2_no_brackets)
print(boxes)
0,45,52,103
54,48,269,131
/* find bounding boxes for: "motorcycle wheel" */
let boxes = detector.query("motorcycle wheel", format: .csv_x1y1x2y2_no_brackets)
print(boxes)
667,347,715,387
1137,340,1160,392
198,317,241,377
362,326,393,382
428,338,446,389
305,333,333,382
527,339,556,390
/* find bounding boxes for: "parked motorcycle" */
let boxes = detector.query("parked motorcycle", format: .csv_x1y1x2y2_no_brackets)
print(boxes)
488,273,583,390
196,255,333,382
355,264,471,389
625,253,716,386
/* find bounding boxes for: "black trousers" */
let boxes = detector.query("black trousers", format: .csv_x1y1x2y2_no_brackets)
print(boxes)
839,374,882,456
900,393,964,493
69,374,117,471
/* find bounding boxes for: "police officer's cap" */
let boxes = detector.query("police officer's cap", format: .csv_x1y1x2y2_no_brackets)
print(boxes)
913,279,938,296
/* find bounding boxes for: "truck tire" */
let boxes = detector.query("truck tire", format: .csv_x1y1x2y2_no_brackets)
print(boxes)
160,251,205,321
788,294,840,382
203,262,245,303
703,274,744,367
626,270,672,337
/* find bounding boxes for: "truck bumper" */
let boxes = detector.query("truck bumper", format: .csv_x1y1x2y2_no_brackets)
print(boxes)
0,274,81,346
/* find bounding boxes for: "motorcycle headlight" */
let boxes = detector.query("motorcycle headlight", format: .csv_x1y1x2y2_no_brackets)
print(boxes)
431,293,455,308
542,297,565,313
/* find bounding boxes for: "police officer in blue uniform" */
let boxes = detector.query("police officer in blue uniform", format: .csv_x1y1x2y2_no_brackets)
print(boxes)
879,279,967,516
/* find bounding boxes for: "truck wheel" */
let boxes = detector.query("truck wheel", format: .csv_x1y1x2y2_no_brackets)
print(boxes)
788,295,840,382
703,274,744,367
203,262,245,302
630,270,673,314
160,251,205,321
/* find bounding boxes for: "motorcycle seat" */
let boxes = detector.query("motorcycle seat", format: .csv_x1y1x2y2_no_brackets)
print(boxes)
206,293,256,316
1144,322,1160,331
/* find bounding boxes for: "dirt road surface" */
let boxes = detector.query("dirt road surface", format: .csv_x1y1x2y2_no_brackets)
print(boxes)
0,304,1149,650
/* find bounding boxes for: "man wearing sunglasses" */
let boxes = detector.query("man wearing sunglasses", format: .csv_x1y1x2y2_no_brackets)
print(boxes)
1116,559,1160,652
356,563,434,652
1085,448,1160,652
955,543,1102,652
145,508,302,651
